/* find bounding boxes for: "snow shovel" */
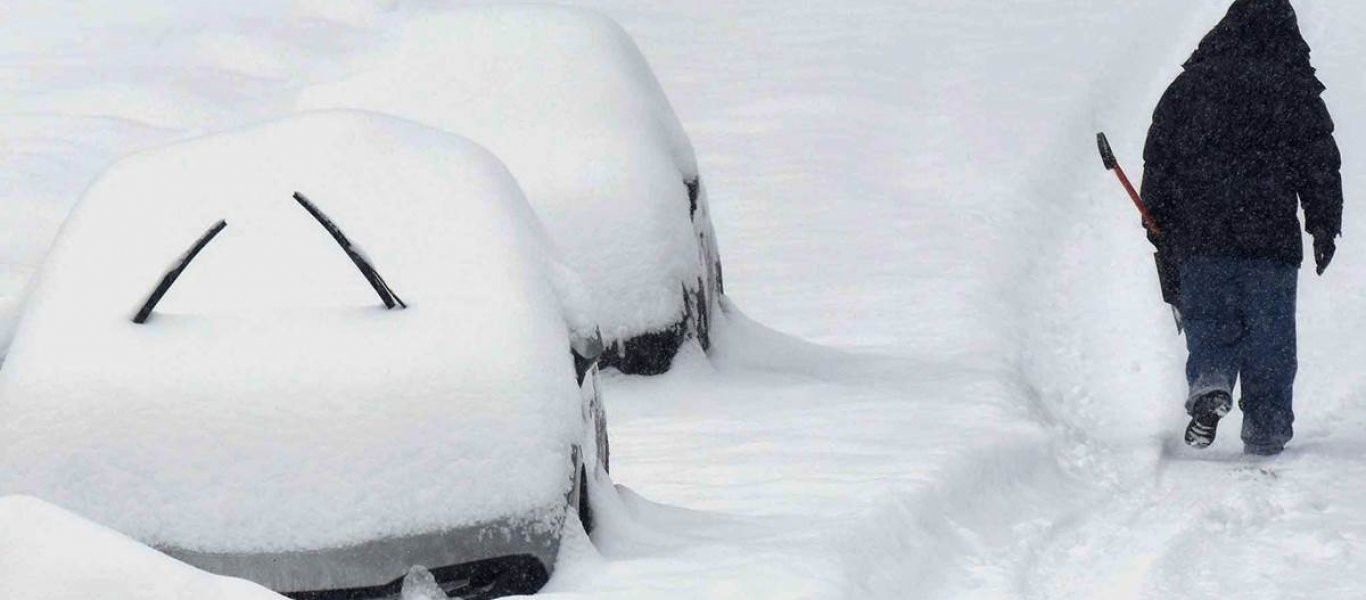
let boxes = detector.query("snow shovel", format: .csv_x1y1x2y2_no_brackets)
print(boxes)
1096,132,1183,333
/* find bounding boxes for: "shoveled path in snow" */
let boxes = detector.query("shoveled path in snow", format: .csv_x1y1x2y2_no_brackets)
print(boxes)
1010,1,1366,598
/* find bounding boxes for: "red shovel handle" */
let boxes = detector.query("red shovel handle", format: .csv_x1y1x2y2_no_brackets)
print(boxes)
1097,133,1161,236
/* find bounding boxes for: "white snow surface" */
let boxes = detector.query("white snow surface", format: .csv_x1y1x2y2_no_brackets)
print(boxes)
0,495,284,600
299,5,707,341
3,1,1366,599
0,111,584,552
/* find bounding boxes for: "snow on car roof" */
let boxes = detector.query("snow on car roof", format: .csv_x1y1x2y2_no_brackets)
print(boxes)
298,6,703,341
0,111,584,552
0,495,285,600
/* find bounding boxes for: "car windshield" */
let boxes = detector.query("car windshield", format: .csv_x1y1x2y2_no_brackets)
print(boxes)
132,194,407,324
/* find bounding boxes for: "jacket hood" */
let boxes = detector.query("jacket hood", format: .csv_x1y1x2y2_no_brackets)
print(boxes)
1185,0,1312,70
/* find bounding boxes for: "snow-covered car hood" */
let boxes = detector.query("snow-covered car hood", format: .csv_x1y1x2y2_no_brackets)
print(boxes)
298,6,705,342
0,111,586,553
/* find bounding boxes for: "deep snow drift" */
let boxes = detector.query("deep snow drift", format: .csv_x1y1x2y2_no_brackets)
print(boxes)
0,496,284,600
3,1,1366,599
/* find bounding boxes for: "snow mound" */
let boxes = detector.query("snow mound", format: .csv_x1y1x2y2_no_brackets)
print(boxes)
0,111,585,552
298,5,708,344
0,294,18,367
0,495,284,600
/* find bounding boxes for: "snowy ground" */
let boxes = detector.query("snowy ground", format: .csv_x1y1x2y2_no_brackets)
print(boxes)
3,1,1366,598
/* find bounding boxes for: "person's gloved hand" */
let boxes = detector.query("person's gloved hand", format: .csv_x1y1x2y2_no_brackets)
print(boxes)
1314,233,1337,276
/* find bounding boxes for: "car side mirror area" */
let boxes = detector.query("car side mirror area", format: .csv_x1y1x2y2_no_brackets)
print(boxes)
570,329,604,386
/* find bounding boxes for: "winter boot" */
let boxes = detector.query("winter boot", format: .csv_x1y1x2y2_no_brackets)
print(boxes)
1185,390,1233,449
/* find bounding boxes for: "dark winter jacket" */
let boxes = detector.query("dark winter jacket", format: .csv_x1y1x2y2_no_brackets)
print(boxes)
1141,0,1342,266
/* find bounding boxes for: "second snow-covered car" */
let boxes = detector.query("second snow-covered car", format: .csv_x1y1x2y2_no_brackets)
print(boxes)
0,111,608,599
300,5,724,375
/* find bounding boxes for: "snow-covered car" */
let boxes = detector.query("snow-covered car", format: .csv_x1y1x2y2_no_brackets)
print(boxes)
0,111,609,599
300,5,723,375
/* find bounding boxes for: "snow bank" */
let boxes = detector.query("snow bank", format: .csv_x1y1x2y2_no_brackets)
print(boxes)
0,495,283,600
0,272,23,365
298,6,711,344
0,111,585,552
0,301,16,367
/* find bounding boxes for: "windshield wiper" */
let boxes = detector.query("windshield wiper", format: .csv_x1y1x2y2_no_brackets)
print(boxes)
292,192,406,310
132,220,228,324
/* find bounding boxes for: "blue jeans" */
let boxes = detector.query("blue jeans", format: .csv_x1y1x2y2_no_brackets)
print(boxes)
1180,256,1297,449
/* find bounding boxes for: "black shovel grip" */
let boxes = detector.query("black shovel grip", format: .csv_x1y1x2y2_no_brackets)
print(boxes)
1097,132,1118,171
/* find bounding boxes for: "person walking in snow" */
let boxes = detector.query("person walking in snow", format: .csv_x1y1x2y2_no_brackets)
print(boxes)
1141,0,1342,456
